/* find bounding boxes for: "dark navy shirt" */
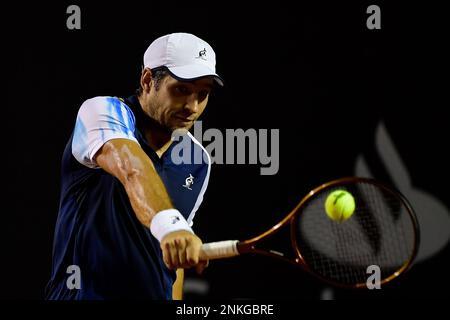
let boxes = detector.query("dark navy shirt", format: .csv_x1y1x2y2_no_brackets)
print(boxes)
46,95,210,300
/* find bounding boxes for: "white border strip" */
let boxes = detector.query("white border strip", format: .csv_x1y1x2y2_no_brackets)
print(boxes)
186,131,211,226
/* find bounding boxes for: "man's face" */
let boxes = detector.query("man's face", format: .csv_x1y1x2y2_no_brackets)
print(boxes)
144,74,214,131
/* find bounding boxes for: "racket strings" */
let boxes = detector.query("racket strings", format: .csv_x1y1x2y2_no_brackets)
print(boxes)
295,182,416,286
364,184,414,270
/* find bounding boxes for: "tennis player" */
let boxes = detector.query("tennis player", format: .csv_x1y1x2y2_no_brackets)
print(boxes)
46,33,223,300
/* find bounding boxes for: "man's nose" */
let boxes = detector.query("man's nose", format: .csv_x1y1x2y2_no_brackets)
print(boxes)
185,95,199,113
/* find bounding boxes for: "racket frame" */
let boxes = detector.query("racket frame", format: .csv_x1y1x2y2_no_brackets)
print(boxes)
235,177,420,288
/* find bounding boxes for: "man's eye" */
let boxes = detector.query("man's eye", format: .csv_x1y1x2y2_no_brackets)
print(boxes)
198,90,210,101
175,86,189,94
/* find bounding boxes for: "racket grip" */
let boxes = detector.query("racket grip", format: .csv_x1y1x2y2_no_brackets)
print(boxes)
200,240,239,260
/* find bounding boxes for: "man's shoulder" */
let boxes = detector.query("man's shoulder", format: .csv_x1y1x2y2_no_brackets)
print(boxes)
80,96,128,108
77,96,135,119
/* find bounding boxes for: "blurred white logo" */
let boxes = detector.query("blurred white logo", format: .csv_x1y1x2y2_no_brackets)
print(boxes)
355,122,450,263
183,174,194,190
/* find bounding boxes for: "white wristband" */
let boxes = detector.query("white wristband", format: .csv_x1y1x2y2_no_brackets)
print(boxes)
150,209,194,242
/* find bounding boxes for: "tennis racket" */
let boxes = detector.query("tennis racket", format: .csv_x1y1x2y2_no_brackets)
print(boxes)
199,177,420,288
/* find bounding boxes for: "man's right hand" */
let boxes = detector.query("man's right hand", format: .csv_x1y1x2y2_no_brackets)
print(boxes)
160,230,208,272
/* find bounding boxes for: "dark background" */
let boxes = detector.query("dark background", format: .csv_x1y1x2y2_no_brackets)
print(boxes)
4,1,449,299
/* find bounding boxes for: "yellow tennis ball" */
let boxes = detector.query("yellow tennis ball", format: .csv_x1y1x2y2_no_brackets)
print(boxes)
325,190,355,222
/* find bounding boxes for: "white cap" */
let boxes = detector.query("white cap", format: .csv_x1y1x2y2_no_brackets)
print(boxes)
143,33,223,86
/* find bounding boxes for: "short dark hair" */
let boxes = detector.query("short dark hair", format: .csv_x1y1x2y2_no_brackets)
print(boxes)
136,67,170,96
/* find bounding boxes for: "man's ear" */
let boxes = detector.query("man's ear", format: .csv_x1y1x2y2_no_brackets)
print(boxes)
140,68,153,93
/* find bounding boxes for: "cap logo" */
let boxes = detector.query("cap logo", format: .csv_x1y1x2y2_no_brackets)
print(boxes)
195,48,207,60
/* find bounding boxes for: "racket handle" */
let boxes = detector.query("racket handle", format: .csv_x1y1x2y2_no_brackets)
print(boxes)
200,240,240,260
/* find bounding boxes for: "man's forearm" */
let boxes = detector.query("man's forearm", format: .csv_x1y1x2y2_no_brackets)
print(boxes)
96,139,174,227
95,138,205,271
121,158,174,227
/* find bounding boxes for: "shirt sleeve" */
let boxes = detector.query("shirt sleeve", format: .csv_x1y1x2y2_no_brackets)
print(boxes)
72,96,139,168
